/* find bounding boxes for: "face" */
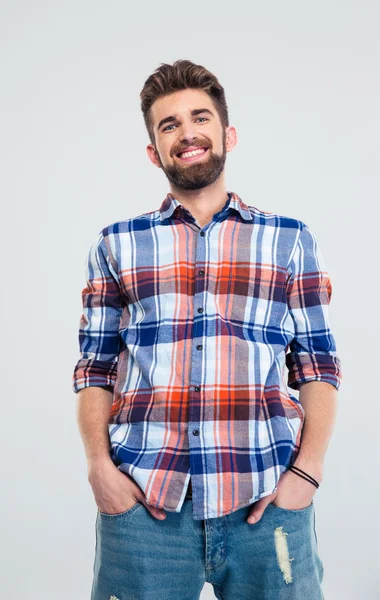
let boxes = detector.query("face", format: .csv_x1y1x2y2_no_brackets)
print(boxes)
146,88,237,191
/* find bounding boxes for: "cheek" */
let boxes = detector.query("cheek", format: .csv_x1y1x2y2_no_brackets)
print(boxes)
209,130,224,151
155,147,168,166
160,144,175,163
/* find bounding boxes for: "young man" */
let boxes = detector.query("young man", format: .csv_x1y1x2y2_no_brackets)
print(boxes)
73,59,342,600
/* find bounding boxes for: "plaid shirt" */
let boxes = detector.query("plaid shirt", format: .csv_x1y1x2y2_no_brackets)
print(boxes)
72,191,342,520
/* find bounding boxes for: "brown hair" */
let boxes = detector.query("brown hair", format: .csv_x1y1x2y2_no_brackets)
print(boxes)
140,59,229,144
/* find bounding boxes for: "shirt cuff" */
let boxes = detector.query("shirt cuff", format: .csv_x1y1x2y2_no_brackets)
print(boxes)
286,351,342,391
72,359,118,393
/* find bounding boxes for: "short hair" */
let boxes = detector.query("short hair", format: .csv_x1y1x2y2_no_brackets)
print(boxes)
140,59,229,144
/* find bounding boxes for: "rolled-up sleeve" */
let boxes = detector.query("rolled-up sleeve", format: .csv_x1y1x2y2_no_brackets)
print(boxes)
72,231,122,393
285,222,342,391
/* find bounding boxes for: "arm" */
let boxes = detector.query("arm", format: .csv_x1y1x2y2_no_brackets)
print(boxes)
72,233,128,504
76,385,134,510
72,232,166,519
248,380,339,522
72,231,122,394
247,223,342,522
72,231,122,471
291,380,338,483
76,384,146,514
285,223,342,392
286,222,342,481
76,385,114,470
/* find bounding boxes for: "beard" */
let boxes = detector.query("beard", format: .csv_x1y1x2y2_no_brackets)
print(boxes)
156,130,227,191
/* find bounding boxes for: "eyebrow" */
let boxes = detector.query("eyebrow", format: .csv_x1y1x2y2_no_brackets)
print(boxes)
156,108,214,132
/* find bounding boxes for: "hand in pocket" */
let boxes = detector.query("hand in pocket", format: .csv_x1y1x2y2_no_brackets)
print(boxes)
88,459,166,520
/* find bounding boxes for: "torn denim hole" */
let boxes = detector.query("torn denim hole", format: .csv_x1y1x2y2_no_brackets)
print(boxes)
274,526,295,584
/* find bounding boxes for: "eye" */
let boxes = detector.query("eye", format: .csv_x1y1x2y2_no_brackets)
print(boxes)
162,117,209,132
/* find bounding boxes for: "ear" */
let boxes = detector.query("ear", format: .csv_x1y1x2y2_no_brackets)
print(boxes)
146,144,162,169
225,126,237,153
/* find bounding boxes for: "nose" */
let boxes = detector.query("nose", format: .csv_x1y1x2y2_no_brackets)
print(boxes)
178,120,199,144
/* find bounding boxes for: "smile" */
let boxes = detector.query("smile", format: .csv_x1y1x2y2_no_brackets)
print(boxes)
176,147,209,162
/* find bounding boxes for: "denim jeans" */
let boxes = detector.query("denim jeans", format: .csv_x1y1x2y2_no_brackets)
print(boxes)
91,496,324,600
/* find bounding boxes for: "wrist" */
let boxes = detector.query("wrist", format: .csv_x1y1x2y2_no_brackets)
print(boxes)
87,455,114,478
291,457,324,484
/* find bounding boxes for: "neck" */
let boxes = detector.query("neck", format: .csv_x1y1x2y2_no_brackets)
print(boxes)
169,177,229,228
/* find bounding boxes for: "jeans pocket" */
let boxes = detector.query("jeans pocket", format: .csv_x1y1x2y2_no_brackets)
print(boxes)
98,501,144,519
270,499,314,513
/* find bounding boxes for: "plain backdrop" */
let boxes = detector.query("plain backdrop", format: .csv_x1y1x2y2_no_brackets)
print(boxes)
1,1,379,598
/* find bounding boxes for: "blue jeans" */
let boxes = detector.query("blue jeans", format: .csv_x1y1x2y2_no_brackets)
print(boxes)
91,497,324,600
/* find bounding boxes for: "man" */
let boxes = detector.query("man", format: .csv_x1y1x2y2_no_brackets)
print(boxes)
72,59,342,600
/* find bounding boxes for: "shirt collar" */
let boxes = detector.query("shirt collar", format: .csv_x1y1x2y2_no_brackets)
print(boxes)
159,191,253,222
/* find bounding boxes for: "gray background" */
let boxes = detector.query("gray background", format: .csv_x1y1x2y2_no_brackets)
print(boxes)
1,1,379,598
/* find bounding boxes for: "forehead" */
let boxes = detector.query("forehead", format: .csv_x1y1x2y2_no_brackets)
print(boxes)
151,88,214,127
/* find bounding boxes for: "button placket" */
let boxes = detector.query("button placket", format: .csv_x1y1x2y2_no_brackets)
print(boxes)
188,227,209,495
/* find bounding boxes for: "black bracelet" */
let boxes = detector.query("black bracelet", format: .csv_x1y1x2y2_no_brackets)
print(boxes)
290,465,320,487
288,465,319,489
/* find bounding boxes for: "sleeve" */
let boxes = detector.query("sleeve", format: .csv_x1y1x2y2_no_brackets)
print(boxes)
72,231,123,393
285,222,342,391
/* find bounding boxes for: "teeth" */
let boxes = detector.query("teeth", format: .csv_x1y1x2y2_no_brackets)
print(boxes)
179,148,206,159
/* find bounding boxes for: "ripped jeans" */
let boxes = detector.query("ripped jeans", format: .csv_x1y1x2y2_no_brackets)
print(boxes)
91,496,324,600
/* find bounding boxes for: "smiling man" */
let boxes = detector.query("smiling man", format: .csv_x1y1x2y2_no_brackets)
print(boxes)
149,92,228,194
73,59,342,600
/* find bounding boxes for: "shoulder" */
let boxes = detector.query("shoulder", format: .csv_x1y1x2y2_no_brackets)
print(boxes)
246,204,307,234
99,208,159,239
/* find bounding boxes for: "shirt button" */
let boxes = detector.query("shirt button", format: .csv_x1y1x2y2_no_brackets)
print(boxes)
196,344,203,350
200,231,205,237
194,385,201,392
199,269,205,276
197,307,203,313
192,429,200,436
